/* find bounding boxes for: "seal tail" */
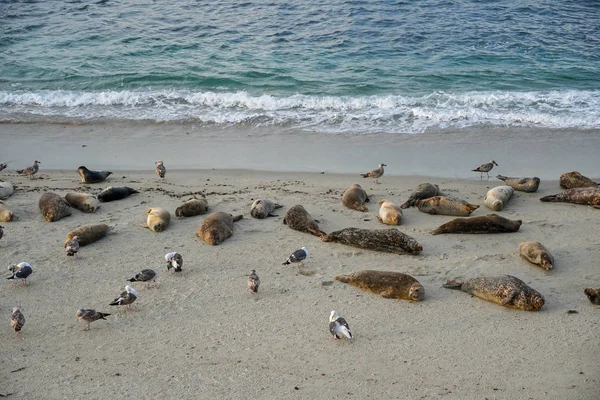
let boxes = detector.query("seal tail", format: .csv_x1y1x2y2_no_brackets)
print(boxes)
399,200,412,209
539,194,560,202
333,274,350,283
443,280,464,290
127,277,137,282
496,174,507,181
466,204,479,214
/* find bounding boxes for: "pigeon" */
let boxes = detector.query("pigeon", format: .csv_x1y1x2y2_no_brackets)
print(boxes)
65,235,80,257
17,160,41,179
248,269,260,293
282,247,309,267
128,269,157,288
360,163,386,184
165,252,183,272
7,262,33,286
155,160,166,179
109,285,138,311
11,307,25,332
329,310,352,340
76,309,110,331
472,160,498,180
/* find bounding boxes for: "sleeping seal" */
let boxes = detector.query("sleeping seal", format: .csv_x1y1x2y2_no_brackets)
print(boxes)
540,187,600,209
64,192,100,213
197,211,243,245
342,184,369,212
484,186,514,211
283,205,326,238
98,186,139,202
0,181,13,200
432,214,522,235
377,199,402,225
77,166,112,184
250,199,283,219
400,183,439,209
38,192,72,222
559,171,598,189
496,175,540,193
321,227,422,255
334,270,424,301
416,196,479,216
145,207,171,232
0,201,14,222
176,194,209,217
519,241,554,271
65,224,110,246
584,288,600,305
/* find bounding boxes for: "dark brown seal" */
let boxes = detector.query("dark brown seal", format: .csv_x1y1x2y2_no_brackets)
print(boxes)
342,184,369,212
39,192,72,222
196,211,243,245
400,183,439,209
176,194,208,217
64,192,100,213
519,241,554,271
65,223,110,246
321,227,422,255
283,205,326,238
559,171,598,189
98,186,139,202
584,288,600,305
334,270,424,301
431,213,522,235
496,175,540,193
250,199,282,219
77,166,112,184
540,187,600,208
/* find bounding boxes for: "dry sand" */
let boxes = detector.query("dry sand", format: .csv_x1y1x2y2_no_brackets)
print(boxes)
0,163,598,399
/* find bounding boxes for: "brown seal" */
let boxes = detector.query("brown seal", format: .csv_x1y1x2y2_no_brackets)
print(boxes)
342,184,369,212
400,183,439,209
559,171,598,189
334,270,424,301
443,275,545,311
0,201,13,222
283,205,326,237
584,288,600,305
39,192,72,222
250,198,283,219
77,166,112,184
176,194,208,217
377,199,402,225
519,241,554,271
145,207,171,232
65,224,110,246
496,175,540,193
321,227,422,255
197,211,243,245
431,213,522,235
416,196,479,216
64,192,100,213
540,186,600,208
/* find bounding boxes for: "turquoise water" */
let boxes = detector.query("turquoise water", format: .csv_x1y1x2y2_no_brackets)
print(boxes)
1,0,599,133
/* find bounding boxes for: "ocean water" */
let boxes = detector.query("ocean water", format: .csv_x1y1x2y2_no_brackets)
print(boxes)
1,0,599,134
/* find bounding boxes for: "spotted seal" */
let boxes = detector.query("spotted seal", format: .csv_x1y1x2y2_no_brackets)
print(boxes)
334,270,424,301
431,213,522,235
416,196,479,216
283,205,326,238
0,201,13,222
64,192,100,213
39,192,72,222
400,183,439,209
519,241,554,271
250,198,283,219
77,166,112,184
65,224,110,247
559,171,598,189
540,187,600,209
377,199,402,225
176,194,209,217
496,175,540,193
145,207,171,232
197,211,243,245
98,186,139,202
342,184,369,212
321,227,422,255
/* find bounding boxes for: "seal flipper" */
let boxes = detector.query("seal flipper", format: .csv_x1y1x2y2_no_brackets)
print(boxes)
268,213,279,217
539,194,560,202
232,215,243,222
500,290,518,306
443,280,463,290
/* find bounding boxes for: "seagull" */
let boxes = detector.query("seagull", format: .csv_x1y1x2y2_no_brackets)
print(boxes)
329,310,352,340
128,269,157,288
472,160,498,180
17,160,41,179
65,235,80,257
282,247,309,267
109,285,138,311
0,163,7,172
248,269,260,293
76,309,111,331
165,252,183,272
360,163,386,184
11,307,25,333
155,160,166,179
7,262,33,286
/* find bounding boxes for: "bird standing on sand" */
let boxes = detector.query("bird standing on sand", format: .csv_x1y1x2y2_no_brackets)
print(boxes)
155,160,166,179
282,247,309,267
109,285,138,311
128,269,157,288
472,160,498,180
76,309,111,331
17,160,41,179
0,162,7,172
360,163,386,184
65,235,80,257
329,310,352,340
11,307,25,333
248,269,260,293
165,252,183,272
7,262,33,286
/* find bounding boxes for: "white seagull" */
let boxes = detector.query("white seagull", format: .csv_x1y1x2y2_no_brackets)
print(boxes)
329,310,352,340
282,247,309,267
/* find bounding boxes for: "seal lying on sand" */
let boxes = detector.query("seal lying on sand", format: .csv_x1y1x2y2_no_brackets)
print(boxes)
176,194,209,217
342,184,369,212
0,201,14,222
484,186,514,211
283,205,326,238
416,196,479,216
197,211,243,245
540,187,600,209
559,171,598,189
250,199,282,219
496,175,540,193
444,275,545,311
519,241,554,271
584,288,600,305
64,192,100,213
98,186,139,202
400,183,439,209
334,270,424,301
77,166,112,184
0,181,13,200
39,193,72,222
377,199,402,225
145,207,171,232
321,227,422,255
65,224,110,246
431,214,522,235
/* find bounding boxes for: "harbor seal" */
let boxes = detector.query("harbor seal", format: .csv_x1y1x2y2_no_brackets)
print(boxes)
400,183,439,209
0,181,13,200
540,187,600,209
559,171,598,189
342,184,369,212
377,199,402,225
197,211,243,245
416,196,479,216
484,185,514,211
64,192,100,213
77,166,112,184
39,192,72,222
334,270,424,301
283,205,326,238
145,207,171,232
321,227,422,255
65,224,110,246
0,201,14,222
176,194,209,217
584,288,600,305
431,213,522,235
443,275,545,311
519,241,554,271
360,163,386,184
98,186,139,202
496,175,540,193
250,198,283,219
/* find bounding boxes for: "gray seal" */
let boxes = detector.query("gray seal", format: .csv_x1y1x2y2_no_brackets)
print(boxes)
98,186,139,202
283,205,326,238
342,184,369,212
496,175,540,193
400,183,439,209
321,227,422,255
77,166,112,184
540,187,600,208
250,199,283,219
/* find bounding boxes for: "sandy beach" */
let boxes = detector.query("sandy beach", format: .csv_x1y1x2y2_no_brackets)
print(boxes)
1,124,599,399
